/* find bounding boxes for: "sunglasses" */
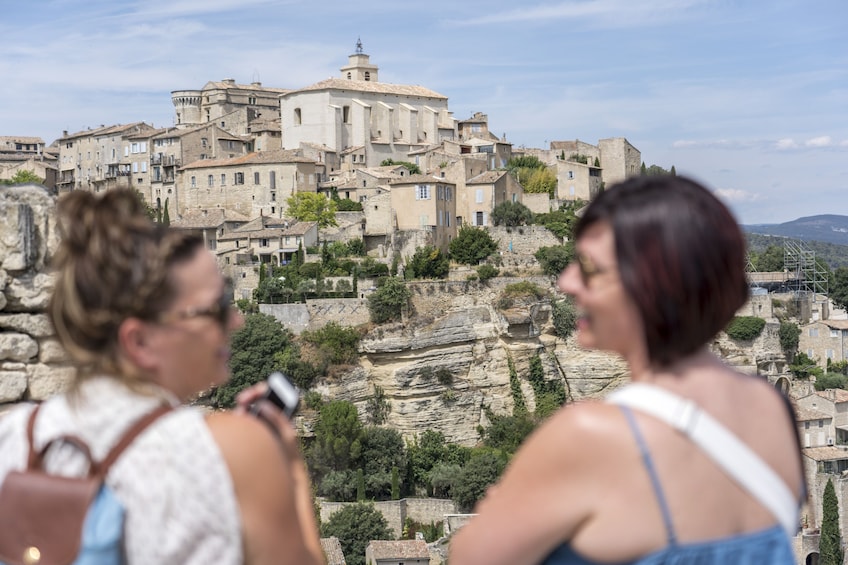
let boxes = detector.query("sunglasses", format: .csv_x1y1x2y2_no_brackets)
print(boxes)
575,254,612,286
160,279,235,328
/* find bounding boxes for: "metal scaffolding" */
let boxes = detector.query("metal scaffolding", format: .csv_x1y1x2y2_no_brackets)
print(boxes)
784,239,828,296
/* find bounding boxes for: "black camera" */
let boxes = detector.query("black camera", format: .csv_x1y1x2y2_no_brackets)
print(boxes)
249,372,300,419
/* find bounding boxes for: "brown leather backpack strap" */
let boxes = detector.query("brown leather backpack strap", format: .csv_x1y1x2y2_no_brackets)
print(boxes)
24,403,41,470
98,404,173,476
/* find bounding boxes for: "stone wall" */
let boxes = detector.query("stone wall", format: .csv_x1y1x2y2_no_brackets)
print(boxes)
319,498,457,539
260,298,370,335
0,184,71,408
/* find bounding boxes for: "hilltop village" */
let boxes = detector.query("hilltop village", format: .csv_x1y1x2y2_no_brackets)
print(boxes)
3,45,846,565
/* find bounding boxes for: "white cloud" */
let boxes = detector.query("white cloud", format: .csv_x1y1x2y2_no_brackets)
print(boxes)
775,138,798,150
713,188,762,203
806,135,833,147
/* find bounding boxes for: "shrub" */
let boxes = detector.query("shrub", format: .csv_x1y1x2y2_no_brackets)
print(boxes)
300,322,360,365
367,277,411,323
406,245,449,279
724,316,766,341
476,264,499,282
778,322,800,359
552,297,578,339
449,225,498,265
535,244,574,277
436,368,453,387
497,281,545,309
491,201,534,227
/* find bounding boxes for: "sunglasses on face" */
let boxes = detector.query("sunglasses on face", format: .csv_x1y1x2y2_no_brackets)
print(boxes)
575,254,612,286
160,279,235,328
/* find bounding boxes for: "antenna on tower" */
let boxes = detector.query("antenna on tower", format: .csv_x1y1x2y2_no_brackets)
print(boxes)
355,37,364,54
251,70,261,84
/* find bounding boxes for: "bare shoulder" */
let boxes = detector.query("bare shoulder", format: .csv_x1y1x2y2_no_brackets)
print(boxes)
205,411,289,481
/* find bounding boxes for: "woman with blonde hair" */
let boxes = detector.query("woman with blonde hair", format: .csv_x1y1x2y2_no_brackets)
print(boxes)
0,188,322,564
450,175,804,564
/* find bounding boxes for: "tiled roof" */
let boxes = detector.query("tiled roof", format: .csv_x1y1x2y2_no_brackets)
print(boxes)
367,540,430,559
203,80,290,95
60,122,151,141
796,406,832,421
289,78,447,99
803,446,848,461
389,174,452,185
816,389,848,404
320,537,346,565
218,219,317,241
823,320,848,330
181,150,314,170
0,136,44,145
467,170,506,184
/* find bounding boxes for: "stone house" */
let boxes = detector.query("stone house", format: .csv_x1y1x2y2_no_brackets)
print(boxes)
389,175,457,253
597,137,641,186
795,403,835,448
171,78,288,131
0,137,57,189
798,320,848,368
364,540,430,565
797,389,848,446
462,170,523,227
56,122,157,193
280,45,456,169
216,217,318,266
169,207,250,253
554,158,603,203
178,150,318,218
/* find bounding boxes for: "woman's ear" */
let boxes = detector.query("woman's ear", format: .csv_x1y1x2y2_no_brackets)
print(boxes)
117,317,159,372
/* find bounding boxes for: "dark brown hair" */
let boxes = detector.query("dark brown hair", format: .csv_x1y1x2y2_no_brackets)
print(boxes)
49,188,204,379
575,175,749,367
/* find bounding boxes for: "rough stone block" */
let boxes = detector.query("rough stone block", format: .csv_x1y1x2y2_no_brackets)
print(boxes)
38,338,69,364
27,364,76,400
4,272,54,312
0,371,27,402
0,313,53,337
0,332,38,361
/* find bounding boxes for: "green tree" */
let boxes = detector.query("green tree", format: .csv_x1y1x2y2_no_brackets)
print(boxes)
162,198,170,226
452,449,508,512
355,426,407,500
821,478,844,565
5,169,44,185
428,462,463,499
751,245,784,272
524,167,557,197
831,267,848,310
449,225,498,265
286,192,338,228
212,313,296,407
778,322,800,360
790,352,824,379
366,385,391,425
406,245,449,279
481,412,536,454
552,297,578,339
300,322,361,365
534,200,584,240
308,400,364,479
506,156,547,170
535,244,574,277
491,201,534,227
321,502,393,565
367,277,410,324
476,264,499,282
380,159,421,175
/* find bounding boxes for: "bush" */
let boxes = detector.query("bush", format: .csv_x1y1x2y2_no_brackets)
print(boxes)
300,322,361,365
535,244,574,277
367,277,411,324
449,225,498,265
497,281,545,309
779,322,800,359
321,502,393,565
476,264,499,282
491,201,534,227
552,297,577,339
724,316,766,341
406,245,449,279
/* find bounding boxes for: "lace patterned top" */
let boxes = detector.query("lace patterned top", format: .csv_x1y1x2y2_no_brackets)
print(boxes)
0,377,243,565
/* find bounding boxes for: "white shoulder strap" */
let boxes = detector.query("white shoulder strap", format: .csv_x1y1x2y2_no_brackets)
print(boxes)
606,383,799,538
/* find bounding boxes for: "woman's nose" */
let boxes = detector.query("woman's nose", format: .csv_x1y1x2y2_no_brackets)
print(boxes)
557,262,580,295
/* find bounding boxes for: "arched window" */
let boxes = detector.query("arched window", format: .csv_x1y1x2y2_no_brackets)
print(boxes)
364,71,371,81
347,72,352,80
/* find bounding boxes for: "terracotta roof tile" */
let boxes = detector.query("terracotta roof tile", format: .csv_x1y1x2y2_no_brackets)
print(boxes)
367,540,430,559
289,78,447,99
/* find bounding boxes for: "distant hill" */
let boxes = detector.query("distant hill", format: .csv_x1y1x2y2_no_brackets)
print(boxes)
743,215,848,246
743,215,848,269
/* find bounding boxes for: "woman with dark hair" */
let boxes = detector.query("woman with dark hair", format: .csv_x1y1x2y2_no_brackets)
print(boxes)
0,188,323,564
450,175,804,564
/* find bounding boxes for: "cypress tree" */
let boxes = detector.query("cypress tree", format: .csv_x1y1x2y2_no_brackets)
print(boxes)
821,478,844,565
640,162,647,176
670,165,677,176
356,468,365,502
162,198,170,226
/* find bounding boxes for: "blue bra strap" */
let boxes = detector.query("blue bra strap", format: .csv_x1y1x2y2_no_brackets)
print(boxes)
621,406,678,546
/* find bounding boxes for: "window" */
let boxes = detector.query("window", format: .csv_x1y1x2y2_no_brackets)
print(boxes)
343,106,350,124
141,162,147,173
201,138,208,148
512,193,518,203
254,172,260,184
294,108,302,125
831,329,840,338
364,71,370,81
568,171,574,180
248,96,256,105
270,171,276,189
208,175,214,187
476,189,483,203
416,184,430,200
347,72,351,80
132,162,138,173
220,174,226,186
260,239,269,247
270,192,276,201
234,172,244,185
805,421,810,429
819,420,824,428
191,176,196,188
810,328,819,337
827,349,835,359
476,211,484,226
228,141,235,149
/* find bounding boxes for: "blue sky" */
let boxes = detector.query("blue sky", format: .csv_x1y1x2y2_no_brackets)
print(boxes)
1,0,845,224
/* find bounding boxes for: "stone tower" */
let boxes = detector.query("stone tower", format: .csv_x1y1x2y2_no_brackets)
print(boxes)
340,38,379,82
